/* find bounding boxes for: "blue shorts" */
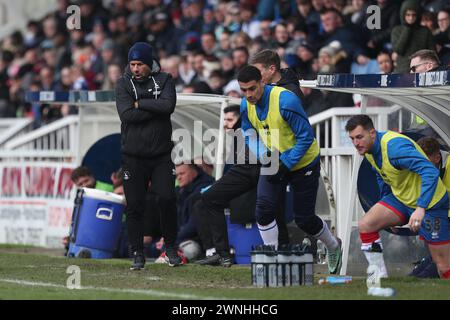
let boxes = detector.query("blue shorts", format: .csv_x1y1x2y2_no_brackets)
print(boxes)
378,193,450,245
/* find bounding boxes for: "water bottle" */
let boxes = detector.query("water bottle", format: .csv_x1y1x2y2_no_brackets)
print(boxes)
299,242,314,286
319,276,352,284
367,287,396,297
316,240,326,264
251,245,265,287
265,245,278,287
290,245,302,286
304,261,314,286
277,244,291,287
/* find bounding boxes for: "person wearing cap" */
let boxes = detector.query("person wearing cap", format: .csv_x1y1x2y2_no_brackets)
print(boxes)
115,42,181,270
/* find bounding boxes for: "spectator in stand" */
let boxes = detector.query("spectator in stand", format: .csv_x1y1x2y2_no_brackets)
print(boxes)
202,4,217,34
391,0,434,73
192,51,206,82
231,32,253,51
366,0,401,55
437,8,450,39
294,0,321,38
301,86,328,117
101,63,122,91
208,70,226,95
216,29,232,59
160,56,186,93
39,66,59,91
232,47,249,75
201,32,218,59
319,8,369,66
273,23,292,58
58,66,73,90
42,15,59,45
421,11,439,35
240,2,261,39
180,0,204,35
144,7,184,58
435,8,450,66
71,65,89,90
178,53,198,86
220,2,241,34
223,79,242,98
377,50,394,74
254,20,276,50
219,53,236,83
295,40,317,80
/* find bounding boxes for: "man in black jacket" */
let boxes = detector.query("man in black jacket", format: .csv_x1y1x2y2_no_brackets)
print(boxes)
115,42,181,270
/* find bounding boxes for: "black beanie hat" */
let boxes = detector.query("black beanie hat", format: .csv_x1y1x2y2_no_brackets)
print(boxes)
128,42,153,67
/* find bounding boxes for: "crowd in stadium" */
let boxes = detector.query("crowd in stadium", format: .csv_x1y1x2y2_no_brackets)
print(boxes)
0,0,449,127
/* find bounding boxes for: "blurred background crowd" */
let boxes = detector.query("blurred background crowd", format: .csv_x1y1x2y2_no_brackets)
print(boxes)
0,0,448,127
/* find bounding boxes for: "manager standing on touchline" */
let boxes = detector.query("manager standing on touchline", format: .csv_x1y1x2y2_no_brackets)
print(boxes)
115,42,181,270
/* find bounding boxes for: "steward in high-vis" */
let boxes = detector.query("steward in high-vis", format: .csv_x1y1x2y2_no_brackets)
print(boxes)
237,65,343,275
346,114,450,279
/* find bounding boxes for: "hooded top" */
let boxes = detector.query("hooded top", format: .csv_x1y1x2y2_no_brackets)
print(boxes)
276,68,303,99
115,50,177,158
391,0,434,73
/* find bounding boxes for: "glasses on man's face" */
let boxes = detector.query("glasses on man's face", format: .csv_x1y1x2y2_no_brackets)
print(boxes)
409,62,430,73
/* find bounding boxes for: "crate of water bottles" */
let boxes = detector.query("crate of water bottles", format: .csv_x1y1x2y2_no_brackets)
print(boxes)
251,244,314,287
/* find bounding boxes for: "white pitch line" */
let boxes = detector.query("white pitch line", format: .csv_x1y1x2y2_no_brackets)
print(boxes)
0,278,231,300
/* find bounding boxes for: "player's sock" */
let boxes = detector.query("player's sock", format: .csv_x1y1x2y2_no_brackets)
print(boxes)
257,220,278,248
313,218,339,251
360,232,388,278
206,248,216,257
443,269,450,279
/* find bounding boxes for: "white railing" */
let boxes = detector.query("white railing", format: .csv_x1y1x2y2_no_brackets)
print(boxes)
2,115,78,162
0,118,34,148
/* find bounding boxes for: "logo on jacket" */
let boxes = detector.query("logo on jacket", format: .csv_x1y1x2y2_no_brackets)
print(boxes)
124,171,131,180
153,82,161,98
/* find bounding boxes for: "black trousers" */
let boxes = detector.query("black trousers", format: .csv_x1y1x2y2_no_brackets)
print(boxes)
195,164,289,254
256,161,322,235
122,153,177,252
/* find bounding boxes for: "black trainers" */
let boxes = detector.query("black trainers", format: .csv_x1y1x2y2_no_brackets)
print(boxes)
196,253,221,266
219,253,233,268
130,251,145,270
196,253,233,267
165,246,182,267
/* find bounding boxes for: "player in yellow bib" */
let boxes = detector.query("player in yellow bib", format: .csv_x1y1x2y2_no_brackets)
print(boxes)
346,115,450,279
408,137,450,278
237,65,342,274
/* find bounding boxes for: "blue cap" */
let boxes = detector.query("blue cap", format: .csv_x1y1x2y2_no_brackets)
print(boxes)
128,42,153,67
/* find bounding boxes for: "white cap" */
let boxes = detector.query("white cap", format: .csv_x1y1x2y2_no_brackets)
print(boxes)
223,79,242,96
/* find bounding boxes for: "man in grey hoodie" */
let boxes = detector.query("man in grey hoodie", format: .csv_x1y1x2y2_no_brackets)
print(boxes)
391,0,434,73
